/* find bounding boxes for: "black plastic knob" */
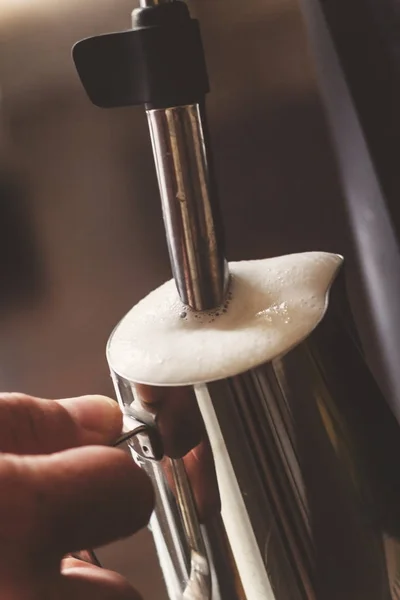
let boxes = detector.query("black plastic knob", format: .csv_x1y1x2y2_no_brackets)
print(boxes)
72,1,209,110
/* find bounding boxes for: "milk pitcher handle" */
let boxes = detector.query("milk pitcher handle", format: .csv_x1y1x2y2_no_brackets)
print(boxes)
111,376,214,600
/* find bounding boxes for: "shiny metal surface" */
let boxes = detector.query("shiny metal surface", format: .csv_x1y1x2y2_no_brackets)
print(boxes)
71,550,101,567
109,270,400,599
300,0,400,423
139,0,175,6
147,105,228,310
71,549,102,567
112,376,242,599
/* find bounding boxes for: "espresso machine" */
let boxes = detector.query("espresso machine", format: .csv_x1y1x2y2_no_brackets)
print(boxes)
70,1,400,598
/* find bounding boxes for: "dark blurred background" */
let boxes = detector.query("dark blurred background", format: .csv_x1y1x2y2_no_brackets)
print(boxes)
0,0,392,597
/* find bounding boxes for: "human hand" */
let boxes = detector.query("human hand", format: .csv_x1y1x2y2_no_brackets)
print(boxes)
0,392,154,600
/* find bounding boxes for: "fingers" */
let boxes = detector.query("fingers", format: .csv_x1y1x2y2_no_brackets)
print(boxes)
0,393,122,454
34,446,154,555
61,563,142,600
0,446,154,567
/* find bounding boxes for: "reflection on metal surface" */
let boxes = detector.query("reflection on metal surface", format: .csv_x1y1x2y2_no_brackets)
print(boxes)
299,0,400,431
170,459,210,600
71,549,102,567
384,536,400,600
112,378,242,599
147,104,228,311
109,271,400,599
140,0,175,6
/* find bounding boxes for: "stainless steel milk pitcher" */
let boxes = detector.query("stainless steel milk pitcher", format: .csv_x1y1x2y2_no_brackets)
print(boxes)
107,267,400,600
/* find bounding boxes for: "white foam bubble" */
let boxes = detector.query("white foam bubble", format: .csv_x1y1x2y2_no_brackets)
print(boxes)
107,252,343,385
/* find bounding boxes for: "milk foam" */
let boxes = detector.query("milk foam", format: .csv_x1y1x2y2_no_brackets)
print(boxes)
107,252,343,385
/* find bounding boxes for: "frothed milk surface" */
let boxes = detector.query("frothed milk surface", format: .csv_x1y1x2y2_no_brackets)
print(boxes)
107,252,342,385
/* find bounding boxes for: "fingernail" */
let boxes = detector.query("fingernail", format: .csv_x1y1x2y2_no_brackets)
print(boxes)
58,395,122,441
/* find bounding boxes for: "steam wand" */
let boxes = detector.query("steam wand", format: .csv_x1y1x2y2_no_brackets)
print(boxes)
73,0,229,310
73,3,231,595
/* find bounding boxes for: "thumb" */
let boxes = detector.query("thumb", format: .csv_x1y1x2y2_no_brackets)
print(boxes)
0,393,122,454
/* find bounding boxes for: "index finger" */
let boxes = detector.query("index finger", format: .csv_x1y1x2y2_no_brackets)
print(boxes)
0,393,122,455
